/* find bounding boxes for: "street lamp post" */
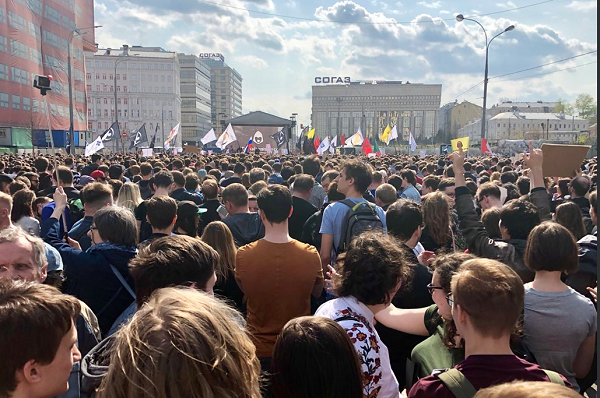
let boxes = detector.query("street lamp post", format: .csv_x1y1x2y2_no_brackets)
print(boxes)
67,25,101,154
456,14,514,141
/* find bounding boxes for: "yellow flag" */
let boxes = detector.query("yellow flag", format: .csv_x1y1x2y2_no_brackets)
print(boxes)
451,137,470,152
380,125,392,144
306,128,316,139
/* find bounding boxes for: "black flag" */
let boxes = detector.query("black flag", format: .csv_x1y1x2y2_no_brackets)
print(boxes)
271,128,288,150
130,124,148,149
101,122,119,142
149,124,158,149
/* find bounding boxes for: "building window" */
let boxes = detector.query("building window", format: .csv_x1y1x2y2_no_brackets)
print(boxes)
23,97,31,111
0,35,6,52
10,39,28,59
0,63,6,80
0,93,8,108
8,11,26,31
11,67,29,85
12,95,20,110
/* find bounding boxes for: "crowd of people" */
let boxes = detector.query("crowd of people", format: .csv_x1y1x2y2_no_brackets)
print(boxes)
0,144,596,398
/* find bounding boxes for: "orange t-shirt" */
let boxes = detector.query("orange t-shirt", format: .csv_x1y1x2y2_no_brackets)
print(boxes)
235,239,323,358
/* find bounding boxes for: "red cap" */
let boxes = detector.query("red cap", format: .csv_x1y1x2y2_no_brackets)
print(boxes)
90,170,106,180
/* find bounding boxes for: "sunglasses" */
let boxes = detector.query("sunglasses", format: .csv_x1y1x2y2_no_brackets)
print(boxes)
446,294,455,307
426,283,444,295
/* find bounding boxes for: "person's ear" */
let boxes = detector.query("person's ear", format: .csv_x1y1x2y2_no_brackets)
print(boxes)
21,359,42,385
171,215,178,226
39,263,48,283
288,206,294,219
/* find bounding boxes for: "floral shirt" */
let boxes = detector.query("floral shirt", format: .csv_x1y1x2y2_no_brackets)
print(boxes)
316,296,401,398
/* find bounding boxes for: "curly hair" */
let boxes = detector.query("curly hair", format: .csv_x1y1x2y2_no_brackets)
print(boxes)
422,191,452,246
333,231,412,306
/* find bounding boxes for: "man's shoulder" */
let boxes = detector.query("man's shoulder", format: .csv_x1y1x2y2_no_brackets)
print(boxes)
408,374,451,398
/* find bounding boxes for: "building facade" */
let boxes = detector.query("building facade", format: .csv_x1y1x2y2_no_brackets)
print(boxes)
488,101,559,118
458,111,590,144
312,81,442,142
200,54,243,131
450,101,482,138
178,54,211,145
0,0,95,151
85,45,181,150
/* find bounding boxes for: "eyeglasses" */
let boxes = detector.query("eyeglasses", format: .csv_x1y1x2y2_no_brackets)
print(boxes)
476,195,488,208
446,294,455,307
427,283,444,295
89,225,97,231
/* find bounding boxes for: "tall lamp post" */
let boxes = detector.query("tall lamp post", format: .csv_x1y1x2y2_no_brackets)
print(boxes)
68,25,101,154
456,14,514,141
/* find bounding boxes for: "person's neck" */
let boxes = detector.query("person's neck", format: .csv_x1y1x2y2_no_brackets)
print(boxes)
0,219,12,231
531,271,569,292
229,206,250,215
464,333,514,358
345,188,363,199
154,188,170,197
263,221,292,244
293,192,310,201
152,227,173,235
404,237,418,250
365,303,387,316
60,184,74,189
174,185,185,191
142,175,151,181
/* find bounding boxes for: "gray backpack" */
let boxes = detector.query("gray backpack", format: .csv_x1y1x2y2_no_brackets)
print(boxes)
336,199,384,254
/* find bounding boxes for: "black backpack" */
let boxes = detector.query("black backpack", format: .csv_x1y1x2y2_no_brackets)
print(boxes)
336,199,384,254
67,198,85,226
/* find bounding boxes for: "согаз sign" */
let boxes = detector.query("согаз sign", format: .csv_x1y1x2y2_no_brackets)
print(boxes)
315,77,351,84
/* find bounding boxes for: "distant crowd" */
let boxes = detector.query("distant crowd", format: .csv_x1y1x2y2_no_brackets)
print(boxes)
0,147,596,398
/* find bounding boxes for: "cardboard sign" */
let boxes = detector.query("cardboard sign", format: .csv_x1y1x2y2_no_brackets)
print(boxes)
142,149,154,157
183,145,201,154
541,144,590,178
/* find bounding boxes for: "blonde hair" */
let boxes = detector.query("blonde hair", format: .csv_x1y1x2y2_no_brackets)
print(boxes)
97,287,261,398
201,221,237,282
116,182,143,212
422,191,451,246
474,381,578,398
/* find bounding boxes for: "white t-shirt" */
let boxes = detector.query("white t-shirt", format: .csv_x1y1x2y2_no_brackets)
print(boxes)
316,296,401,398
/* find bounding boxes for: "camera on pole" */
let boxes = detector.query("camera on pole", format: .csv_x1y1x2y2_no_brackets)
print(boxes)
33,75,53,96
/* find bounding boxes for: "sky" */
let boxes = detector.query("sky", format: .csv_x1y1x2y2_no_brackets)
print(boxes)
93,0,598,127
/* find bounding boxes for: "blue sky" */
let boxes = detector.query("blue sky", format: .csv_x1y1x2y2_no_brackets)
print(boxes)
94,0,597,127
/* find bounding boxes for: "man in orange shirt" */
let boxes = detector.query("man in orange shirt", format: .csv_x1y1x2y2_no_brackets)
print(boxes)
235,184,324,371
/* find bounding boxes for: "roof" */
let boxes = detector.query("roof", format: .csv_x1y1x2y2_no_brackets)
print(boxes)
490,112,587,121
492,101,559,108
226,111,292,126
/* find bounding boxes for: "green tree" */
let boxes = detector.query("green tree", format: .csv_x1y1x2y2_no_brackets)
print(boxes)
554,99,574,114
574,93,597,121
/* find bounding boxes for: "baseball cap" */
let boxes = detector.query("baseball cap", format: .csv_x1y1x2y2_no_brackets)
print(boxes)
79,175,95,187
268,174,284,185
0,174,14,185
90,170,106,180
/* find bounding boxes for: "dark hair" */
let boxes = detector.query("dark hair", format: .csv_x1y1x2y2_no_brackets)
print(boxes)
53,166,74,185
388,175,403,192
153,170,174,189
500,199,540,240
107,179,123,200
172,171,186,187
438,178,455,192
302,156,321,177
184,174,200,192
140,162,153,177
481,208,502,239
386,199,422,241
271,317,363,398
293,174,314,194
570,176,590,197
327,182,346,202
432,252,476,293
9,180,28,196
94,206,138,247
525,222,579,274
174,201,200,237
333,231,411,306
249,168,266,185
400,169,416,186
172,159,184,170
257,185,292,224
0,281,80,397
130,236,218,307
222,183,248,208
81,182,113,209
146,196,178,230
555,201,587,241
10,189,35,222
341,160,373,193
423,175,440,192
516,176,531,196
500,172,517,184
202,179,219,200
34,157,49,172
477,182,501,201
91,154,102,163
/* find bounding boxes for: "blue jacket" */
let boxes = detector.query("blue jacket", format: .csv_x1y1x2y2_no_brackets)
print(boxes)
42,217,137,336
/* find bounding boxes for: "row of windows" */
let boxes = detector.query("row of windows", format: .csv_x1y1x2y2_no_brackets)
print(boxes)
87,60,174,72
0,92,47,115
89,109,175,119
316,95,441,101
495,123,584,129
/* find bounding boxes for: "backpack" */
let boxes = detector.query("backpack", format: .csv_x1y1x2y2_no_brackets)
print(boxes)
438,368,565,398
67,198,85,226
336,199,384,254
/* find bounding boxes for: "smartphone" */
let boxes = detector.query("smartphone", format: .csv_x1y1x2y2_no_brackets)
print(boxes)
217,205,228,218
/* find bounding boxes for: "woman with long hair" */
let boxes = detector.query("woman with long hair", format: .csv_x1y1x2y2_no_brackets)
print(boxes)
420,191,454,253
11,189,40,236
173,201,200,237
116,182,143,213
555,201,586,241
201,221,244,312
97,287,262,398
271,316,363,398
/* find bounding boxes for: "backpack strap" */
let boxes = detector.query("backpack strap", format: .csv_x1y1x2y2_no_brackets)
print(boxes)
543,369,565,387
437,369,477,398
109,264,136,299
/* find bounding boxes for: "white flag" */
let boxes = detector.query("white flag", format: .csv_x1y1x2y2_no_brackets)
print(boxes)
329,136,338,154
164,123,180,149
348,129,364,146
317,136,330,156
391,125,399,140
409,131,417,152
201,128,217,145
85,136,104,157
216,124,237,150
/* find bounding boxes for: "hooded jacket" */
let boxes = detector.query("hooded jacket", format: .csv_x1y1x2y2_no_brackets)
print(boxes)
42,217,137,336
455,186,551,283
222,212,265,248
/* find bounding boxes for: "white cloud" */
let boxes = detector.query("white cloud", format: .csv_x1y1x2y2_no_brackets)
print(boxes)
567,0,597,11
496,1,517,9
236,55,269,69
417,1,443,9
